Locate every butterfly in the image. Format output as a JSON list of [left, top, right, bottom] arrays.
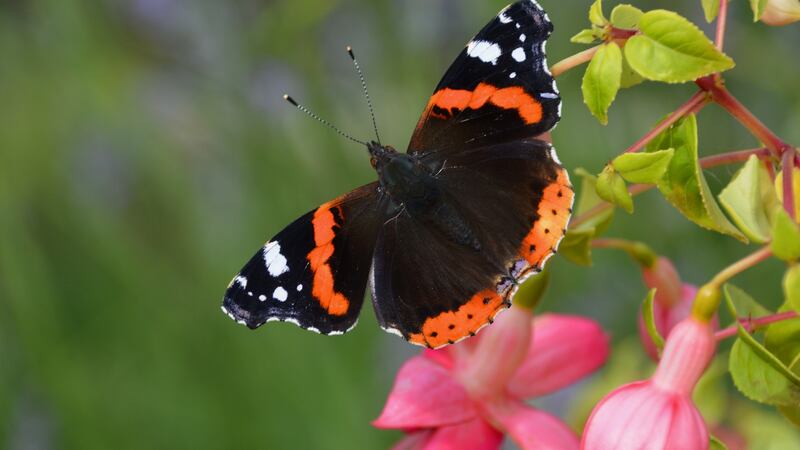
[[221, 0, 572, 349]]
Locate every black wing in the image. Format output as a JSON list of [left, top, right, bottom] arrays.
[[408, 0, 560, 153], [222, 183, 380, 335], [370, 141, 573, 348]]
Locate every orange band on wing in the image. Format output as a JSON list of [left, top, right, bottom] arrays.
[[307, 202, 349, 316], [408, 289, 509, 348], [519, 168, 574, 267], [426, 82, 543, 125]]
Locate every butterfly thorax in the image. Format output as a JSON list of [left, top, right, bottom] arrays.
[[369, 141, 481, 251]]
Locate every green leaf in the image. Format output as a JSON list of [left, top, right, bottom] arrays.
[[765, 303, 800, 367], [709, 435, 728, 450], [571, 28, 599, 44], [727, 293, 800, 406], [723, 284, 772, 321], [648, 115, 747, 241], [702, 0, 721, 22], [589, 0, 607, 26], [573, 168, 615, 234], [514, 264, 551, 310], [624, 10, 735, 83], [559, 228, 594, 266], [597, 164, 633, 213], [642, 288, 665, 353], [729, 333, 800, 406], [694, 357, 729, 426], [620, 54, 645, 88], [750, 0, 768, 21], [771, 208, 800, 262], [718, 155, 779, 244], [612, 149, 674, 184], [784, 265, 800, 312], [582, 43, 622, 125], [610, 4, 643, 29]]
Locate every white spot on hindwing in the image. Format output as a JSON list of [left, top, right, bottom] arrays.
[[273, 286, 288, 302], [467, 40, 502, 65], [296, 284, 303, 291], [258, 294, 267, 302], [509, 72, 517, 79], [512, 47, 526, 62], [519, 34, 526, 42], [263, 241, 289, 277]]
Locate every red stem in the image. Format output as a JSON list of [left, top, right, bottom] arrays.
[[715, 311, 799, 340], [696, 77, 791, 157], [783, 149, 796, 220], [699, 148, 771, 169], [624, 91, 709, 153], [716, 0, 728, 50]]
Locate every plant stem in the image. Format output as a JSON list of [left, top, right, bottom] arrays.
[[624, 91, 709, 153], [715, 311, 799, 340], [696, 77, 791, 157], [783, 149, 796, 220], [551, 46, 600, 78], [716, 0, 728, 50], [708, 246, 772, 289], [699, 147, 771, 169]]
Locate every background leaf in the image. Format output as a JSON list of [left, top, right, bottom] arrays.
[[560, 229, 595, 266], [582, 42, 622, 125], [718, 155, 778, 244], [612, 148, 674, 184], [724, 284, 772, 320], [573, 168, 615, 234], [784, 265, 800, 312], [771, 209, 800, 262], [597, 164, 633, 213], [620, 54, 645, 88], [729, 332, 800, 406], [702, 0, 721, 22], [648, 115, 747, 241], [609, 4, 643, 29], [624, 10, 734, 83]]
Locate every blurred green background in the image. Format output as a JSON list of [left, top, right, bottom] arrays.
[[1, 0, 799, 448]]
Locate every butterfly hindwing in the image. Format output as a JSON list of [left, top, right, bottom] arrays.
[[408, 0, 560, 153], [371, 140, 573, 348], [222, 183, 380, 335]]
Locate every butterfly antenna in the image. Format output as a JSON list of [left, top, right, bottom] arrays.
[[346, 46, 381, 144], [283, 94, 368, 146]]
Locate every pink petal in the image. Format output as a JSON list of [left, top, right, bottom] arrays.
[[508, 315, 609, 398], [423, 417, 503, 450], [374, 355, 477, 429], [485, 397, 579, 450], [455, 306, 533, 399], [424, 348, 454, 370], [390, 430, 433, 450]]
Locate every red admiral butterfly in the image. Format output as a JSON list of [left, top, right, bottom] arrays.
[[222, 0, 572, 348]]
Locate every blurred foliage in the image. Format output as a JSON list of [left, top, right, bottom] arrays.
[[0, 0, 799, 449]]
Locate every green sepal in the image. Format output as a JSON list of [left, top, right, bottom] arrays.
[[597, 164, 633, 213], [609, 4, 643, 29], [642, 288, 665, 354]]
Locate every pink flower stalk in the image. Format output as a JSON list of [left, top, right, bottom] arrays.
[[374, 308, 610, 450], [638, 257, 716, 360], [582, 317, 716, 450]]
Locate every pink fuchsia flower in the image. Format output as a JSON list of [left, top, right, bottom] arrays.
[[582, 316, 716, 450], [374, 308, 610, 450], [638, 257, 716, 360]]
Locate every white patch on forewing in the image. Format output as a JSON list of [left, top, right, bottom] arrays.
[[258, 294, 267, 302], [296, 284, 303, 291], [467, 40, 502, 65], [247, 291, 253, 297], [509, 72, 517, 79], [498, 11, 512, 23], [231, 275, 248, 288], [512, 47, 526, 62], [515, 23, 521, 29], [273, 286, 288, 302], [541, 92, 559, 99], [263, 241, 289, 277], [548, 146, 563, 165], [519, 34, 526, 42]]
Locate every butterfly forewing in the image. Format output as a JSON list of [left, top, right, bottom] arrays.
[[408, 0, 560, 153]]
